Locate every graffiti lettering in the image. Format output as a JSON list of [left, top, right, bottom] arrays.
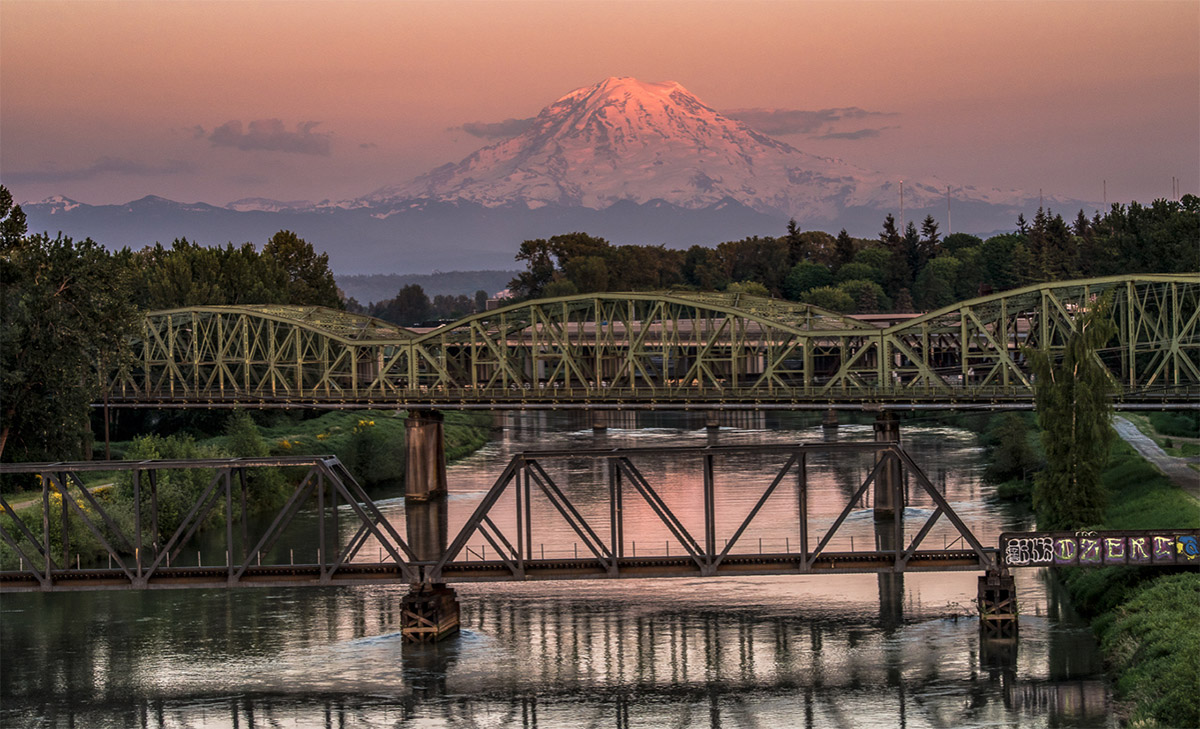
[[1178, 535, 1199, 561], [1104, 537, 1126, 564], [1001, 530, 1200, 568], [1129, 536, 1151, 564], [1153, 535, 1175, 563], [1054, 537, 1077, 564]]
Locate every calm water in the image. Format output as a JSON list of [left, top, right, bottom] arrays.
[[0, 412, 1114, 728]]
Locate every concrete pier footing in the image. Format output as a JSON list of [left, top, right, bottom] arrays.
[[822, 408, 839, 430], [401, 410, 460, 643]]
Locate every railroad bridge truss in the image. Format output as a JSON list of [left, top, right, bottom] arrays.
[[105, 274, 1200, 410], [0, 442, 990, 594]]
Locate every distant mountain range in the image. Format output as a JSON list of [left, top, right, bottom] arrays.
[[19, 77, 1091, 274]]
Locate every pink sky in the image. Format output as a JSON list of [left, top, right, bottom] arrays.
[[2, 0, 1196, 207]]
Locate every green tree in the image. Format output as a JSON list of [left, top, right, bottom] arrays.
[[263, 230, 341, 307], [837, 279, 891, 313], [0, 186, 27, 251], [913, 256, 962, 310], [835, 262, 882, 285], [725, 280, 770, 297], [510, 238, 556, 298], [1, 229, 137, 462], [833, 228, 857, 268], [783, 261, 833, 299], [683, 245, 727, 290], [1027, 296, 1116, 529], [799, 286, 855, 312]]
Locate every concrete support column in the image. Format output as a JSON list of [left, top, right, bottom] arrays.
[[873, 412, 901, 519], [401, 410, 459, 642], [705, 411, 720, 430], [822, 408, 839, 430], [405, 410, 448, 565], [591, 410, 608, 432]]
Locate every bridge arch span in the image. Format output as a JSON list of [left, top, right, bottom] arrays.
[[107, 275, 1199, 409]]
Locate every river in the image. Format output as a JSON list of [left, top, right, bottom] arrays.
[[0, 412, 1114, 728]]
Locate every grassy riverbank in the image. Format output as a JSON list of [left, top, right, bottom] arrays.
[[1055, 438, 1199, 728], [983, 411, 1199, 728], [0, 409, 494, 570]]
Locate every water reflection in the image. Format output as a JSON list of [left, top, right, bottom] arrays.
[[0, 413, 1115, 728]]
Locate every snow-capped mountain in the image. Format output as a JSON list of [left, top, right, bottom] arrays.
[[357, 76, 1043, 221], [20, 77, 1093, 273]]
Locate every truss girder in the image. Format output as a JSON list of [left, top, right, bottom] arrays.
[[106, 276, 1200, 407]]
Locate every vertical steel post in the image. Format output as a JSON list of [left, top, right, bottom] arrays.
[[42, 473, 51, 582], [798, 452, 808, 569], [524, 463, 533, 561], [516, 457, 526, 564], [149, 470, 159, 557], [224, 469, 234, 580], [703, 453, 715, 567], [60, 473, 70, 568], [239, 468, 249, 562], [134, 470, 142, 580], [316, 470, 326, 575]]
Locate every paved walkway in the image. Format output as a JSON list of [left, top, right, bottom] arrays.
[[1112, 416, 1200, 500]]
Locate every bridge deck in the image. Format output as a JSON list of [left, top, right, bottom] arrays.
[[0, 550, 990, 592]]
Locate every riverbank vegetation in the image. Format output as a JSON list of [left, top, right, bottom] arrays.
[[987, 411, 1199, 727], [0, 408, 492, 571]]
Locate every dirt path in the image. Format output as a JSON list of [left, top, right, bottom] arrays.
[[1113, 416, 1200, 500]]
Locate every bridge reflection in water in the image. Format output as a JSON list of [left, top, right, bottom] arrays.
[[2, 583, 1110, 728]]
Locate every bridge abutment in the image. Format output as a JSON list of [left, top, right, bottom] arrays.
[[873, 413, 901, 519], [401, 410, 460, 643]]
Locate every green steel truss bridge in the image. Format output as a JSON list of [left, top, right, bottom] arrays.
[[106, 274, 1200, 411]]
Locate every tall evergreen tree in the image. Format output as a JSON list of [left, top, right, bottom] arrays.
[[1027, 296, 1116, 529]]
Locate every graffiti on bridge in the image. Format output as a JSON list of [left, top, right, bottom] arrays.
[[1000, 530, 1200, 567]]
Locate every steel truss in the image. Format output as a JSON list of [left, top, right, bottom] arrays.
[[0, 456, 417, 592], [104, 275, 1200, 410], [0, 443, 996, 593], [431, 441, 996, 583]]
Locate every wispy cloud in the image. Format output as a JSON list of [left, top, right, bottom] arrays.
[[811, 126, 897, 140], [452, 117, 536, 139], [723, 107, 897, 138], [4, 157, 195, 184], [204, 119, 331, 155]]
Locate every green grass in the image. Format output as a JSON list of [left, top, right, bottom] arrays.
[[1054, 438, 1200, 727]]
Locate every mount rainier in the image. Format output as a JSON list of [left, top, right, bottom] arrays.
[[22, 77, 1079, 273]]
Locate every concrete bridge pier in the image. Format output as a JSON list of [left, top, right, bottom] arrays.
[[822, 408, 839, 431], [400, 410, 460, 643], [873, 413, 902, 519], [591, 410, 608, 432]]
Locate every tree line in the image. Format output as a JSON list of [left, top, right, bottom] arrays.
[[0, 186, 340, 464], [506, 197, 1199, 313]]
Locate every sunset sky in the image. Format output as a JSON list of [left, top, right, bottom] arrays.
[[2, 0, 1196, 208]]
